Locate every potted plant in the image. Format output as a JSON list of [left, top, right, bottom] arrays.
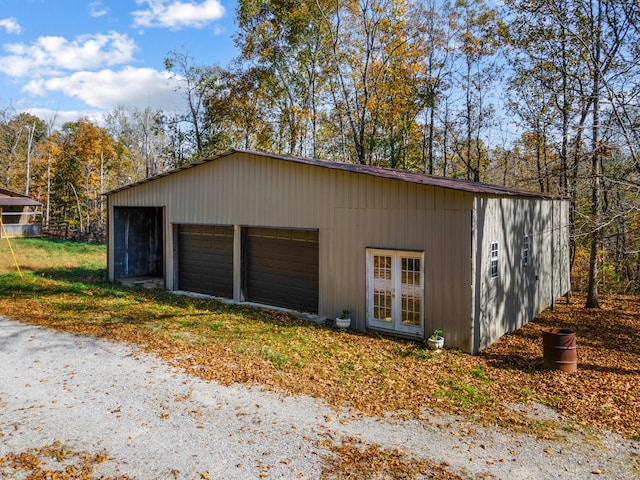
[[336, 309, 351, 329], [426, 328, 444, 350]]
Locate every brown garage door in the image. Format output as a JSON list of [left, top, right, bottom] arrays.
[[244, 228, 319, 313], [178, 225, 233, 297]]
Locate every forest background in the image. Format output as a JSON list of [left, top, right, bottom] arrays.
[[1, 0, 639, 307]]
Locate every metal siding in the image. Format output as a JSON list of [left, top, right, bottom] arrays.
[[383, 178, 396, 210], [349, 169, 358, 209], [107, 196, 113, 280], [371, 176, 382, 210], [422, 207, 473, 351], [559, 200, 571, 295], [473, 196, 571, 352], [108, 152, 477, 350], [358, 173, 367, 208]]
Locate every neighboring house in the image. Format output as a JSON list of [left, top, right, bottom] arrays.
[[105, 149, 570, 354], [0, 188, 42, 238]]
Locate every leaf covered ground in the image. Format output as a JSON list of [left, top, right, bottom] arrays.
[[0, 441, 126, 480], [0, 239, 639, 446]]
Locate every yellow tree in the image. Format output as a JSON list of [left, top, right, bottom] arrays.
[[236, 0, 326, 156], [33, 129, 63, 226], [315, 0, 427, 164], [51, 119, 116, 235], [0, 112, 45, 194], [451, 0, 500, 182], [373, 2, 430, 169]]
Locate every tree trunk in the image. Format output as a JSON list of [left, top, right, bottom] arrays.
[[585, 0, 602, 309]]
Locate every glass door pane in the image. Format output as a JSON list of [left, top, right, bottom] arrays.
[[372, 255, 393, 323], [401, 257, 421, 327], [367, 249, 424, 337]]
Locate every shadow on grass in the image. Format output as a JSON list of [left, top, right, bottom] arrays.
[[482, 348, 640, 376], [480, 351, 545, 374], [0, 267, 315, 330], [480, 305, 640, 376], [0, 267, 115, 296], [40, 266, 107, 283]]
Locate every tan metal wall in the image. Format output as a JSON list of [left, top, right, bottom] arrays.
[[108, 152, 476, 350], [472, 196, 570, 352]]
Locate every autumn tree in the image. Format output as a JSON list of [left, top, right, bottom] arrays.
[[449, 0, 500, 182], [0, 111, 46, 194], [165, 50, 222, 161], [236, 0, 326, 156], [414, 0, 455, 175], [504, 0, 640, 301], [105, 106, 172, 181], [36, 127, 63, 226], [222, 65, 274, 152], [50, 119, 116, 234]]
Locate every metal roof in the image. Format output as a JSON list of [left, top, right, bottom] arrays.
[[105, 149, 561, 199], [0, 188, 42, 206], [0, 197, 42, 206]]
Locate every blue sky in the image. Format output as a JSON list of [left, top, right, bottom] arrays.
[[0, 0, 239, 126]]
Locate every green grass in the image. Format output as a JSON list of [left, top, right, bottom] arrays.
[[0, 239, 497, 418], [261, 347, 290, 368], [0, 237, 346, 373], [433, 376, 492, 408], [3, 238, 638, 441]]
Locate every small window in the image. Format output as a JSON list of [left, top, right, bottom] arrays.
[[490, 242, 499, 278], [523, 235, 530, 266]]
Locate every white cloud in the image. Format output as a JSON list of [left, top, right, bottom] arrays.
[[89, 1, 109, 17], [0, 32, 136, 77], [26, 108, 105, 129], [23, 67, 184, 112], [132, 0, 225, 30], [0, 17, 22, 34]]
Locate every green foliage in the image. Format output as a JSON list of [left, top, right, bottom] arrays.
[[407, 348, 438, 360], [520, 388, 535, 399], [261, 347, 289, 368], [526, 419, 562, 438], [434, 376, 491, 408], [430, 328, 443, 340]]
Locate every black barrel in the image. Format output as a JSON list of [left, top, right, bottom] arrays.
[[542, 328, 577, 373]]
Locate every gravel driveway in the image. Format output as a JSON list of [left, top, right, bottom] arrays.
[[1, 316, 638, 479]]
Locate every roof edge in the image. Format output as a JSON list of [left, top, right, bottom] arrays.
[[0, 187, 42, 206], [104, 148, 567, 200]]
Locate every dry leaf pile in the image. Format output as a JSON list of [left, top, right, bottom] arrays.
[[321, 436, 464, 479], [0, 267, 638, 442], [0, 441, 125, 480], [479, 293, 640, 439]]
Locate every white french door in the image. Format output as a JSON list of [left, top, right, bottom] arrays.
[[366, 249, 424, 336]]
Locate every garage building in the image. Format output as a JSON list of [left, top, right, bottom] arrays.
[[105, 149, 570, 353]]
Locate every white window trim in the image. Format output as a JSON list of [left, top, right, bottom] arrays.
[[523, 234, 530, 267], [490, 242, 499, 278], [366, 248, 424, 337]]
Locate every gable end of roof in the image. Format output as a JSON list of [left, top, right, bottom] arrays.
[[104, 149, 564, 200]]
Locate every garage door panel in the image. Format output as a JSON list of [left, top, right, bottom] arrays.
[[178, 225, 233, 298], [245, 228, 319, 313]]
